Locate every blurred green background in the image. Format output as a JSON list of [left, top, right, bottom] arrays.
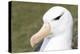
[[11, 1, 78, 53]]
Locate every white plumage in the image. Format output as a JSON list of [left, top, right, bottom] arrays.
[[39, 6, 73, 51]]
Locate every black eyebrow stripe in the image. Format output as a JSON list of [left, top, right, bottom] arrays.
[[53, 12, 64, 20]]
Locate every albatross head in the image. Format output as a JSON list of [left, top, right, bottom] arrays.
[[43, 6, 73, 36], [30, 6, 73, 47]]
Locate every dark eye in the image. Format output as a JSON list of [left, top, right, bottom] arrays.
[[54, 15, 62, 20], [53, 13, 64, 20]]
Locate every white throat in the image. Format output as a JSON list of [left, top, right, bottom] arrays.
[[40, 29, 72, 51]]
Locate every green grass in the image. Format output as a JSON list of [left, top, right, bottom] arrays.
[[11, 1, 78, 52]]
